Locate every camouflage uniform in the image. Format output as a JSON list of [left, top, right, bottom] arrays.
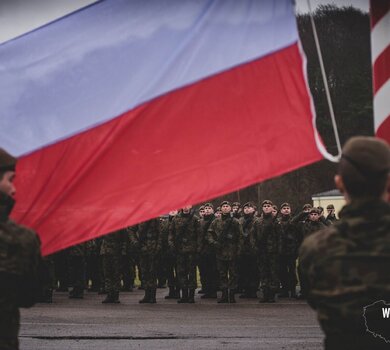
[[325, 213, 338, 224], [156, 217, 168, 288], [198, 214, 218, 298], [38, 254, 56, 303], [238, 214, 258, 298], [129, 219, 161, 303], [0, 191, 42, 350], [299, 199, 390, 349], [208, 213, 241, 302], [169, 211, 200, 303], [254, 213, 281, 302], [100, 230, 127, 302], [160, 216, 179, 299], [121, 234, 135, 292], [291, 211, 326, 299], [85, 239, 101, 292], [53, 249, 69, 291], [279, 214, 299, 297], [67, 242, 86, 298]]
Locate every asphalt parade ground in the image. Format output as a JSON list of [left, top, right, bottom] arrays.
[[20, 289, 323, 350]]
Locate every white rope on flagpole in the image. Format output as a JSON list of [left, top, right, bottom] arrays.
[[306, 0, 342, 162]]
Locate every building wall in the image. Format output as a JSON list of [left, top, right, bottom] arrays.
[[312, 196, 346, 218]]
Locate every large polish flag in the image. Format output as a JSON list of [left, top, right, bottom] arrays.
[[371, 0, 390, 141], [0, 0, 324, 255]]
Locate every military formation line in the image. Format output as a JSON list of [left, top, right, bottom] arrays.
[[40, 200, 338, 305]]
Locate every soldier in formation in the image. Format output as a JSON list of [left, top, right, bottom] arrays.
[[198, 203, 217, 299], [129, 218, 161, 304], [162, 210, 179, 299], [100, 230, 127, 303], [46, 199, 340, 305], [237, 202, 258, 298], [254, 200, 281, 302], [208, 201, 241, 303], [278, 203, 298, 298], [68, 242, 86, 299], [169, 205, 200, 303]]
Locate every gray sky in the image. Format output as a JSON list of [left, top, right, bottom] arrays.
[[0, 0, 369, 44], [295, 0, 368, 13]]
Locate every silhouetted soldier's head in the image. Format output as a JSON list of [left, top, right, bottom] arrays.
[[335, 136, 390, 201]]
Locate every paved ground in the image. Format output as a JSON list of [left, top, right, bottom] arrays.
[[20, 289, 324, 350]]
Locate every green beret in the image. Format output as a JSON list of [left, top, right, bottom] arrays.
[[341, 136, 390, 178], [232, 202, 241, 207], [203, 202, 214, 209], [243, 201, 255, 208], [281, 202, 290, 209], [262, 200, 273, 206], [0, 148, 17, 172], [310, 208, 321, 214], [220, 201, 231, 207], [326, 204, 335, 209], [302, 203, 312, 210]]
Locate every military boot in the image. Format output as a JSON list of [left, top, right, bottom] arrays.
[[229, 289, 236, 303], [164, 287, 176, 299], [139, 289, 151, 303], [149, 289, 157, 303], [247, 289, 258, 299], [278, 288, 289, 298], [239, 290, 251, 299], [259, 288, 270, 303], [112, 291, 120, 303], [40, 289, 53, 303], [188, 289, 195, 303], [268, 291, 276, 303], [102, 291, 120, 304], [173, 287, 181, 299], [177, 289, 189, 303], [201, 290, 217, 299], [69, 287, 84, 299], [218, 289, 228, 303]]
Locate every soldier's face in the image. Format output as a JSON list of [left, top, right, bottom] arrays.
[[243, 206, 254, 215], [281, 206, 291, 215], [215, 211, 221, 218], [0, 171, 16, 197], [327, 209, 334, 215], [262, 204, 273, 214], [199, 209, 205, 217], [303, 208, 311, 213], [272, 209, 278, 217], [232, 206, 239, 213], [204, 206, 214, 216], [309, 213, 319, 221], [221, 204, 231, 214]]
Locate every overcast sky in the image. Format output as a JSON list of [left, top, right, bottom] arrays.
[[0, 0, 369, 44]]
